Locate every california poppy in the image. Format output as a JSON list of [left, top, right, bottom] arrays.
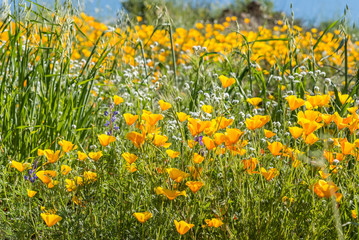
[[186, 181, 204, 193], [158, 100, 172, 111], [123, 113, 139, 126], [58, 140, 76, 153], [133, 212, 152, 223], [122, 152, 138, 164], [98, 134, 116, 147], [88, 151, 103, 161], [174, 220, 194, 235], [114, 95, 124, 105], [219, 75, 235, 88], [41, 213, 62, 227], [166, 149, 180, 158]]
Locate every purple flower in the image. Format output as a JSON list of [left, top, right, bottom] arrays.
[[105, 121, 110, 127], [113, 111, 119, 116], [104, 111, 109, 116], [194, 135, 204, 145], [107, 130, 112, 135], [111, 116, 116, 122]]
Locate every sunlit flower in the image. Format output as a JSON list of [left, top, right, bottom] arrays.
[[288, 127, 304, 139], [61, 165, 72, 175], [193, 153, 204, 164], [260, 167, 279, 181], [37, 149, 45, 156], [122, 152, 138, 164], [219, 75, 235, 88], [27, 189, 37, 198], [245, 115, 270, 130], [98, 134, 116, 147], [126, 163, 138, 173], [205, 218, 223, 228], [337, 93, 353, 105], [166, 168, 190, 182], [126, 131, 146, 148], [88, 151, 103, 161], [246, 97, 262, 107], [133, 212, 152, 223], [174, 220, 194, 235], [201, 105, 213, 113], [58, 140, 76, 153], [77, 151, 88, 161], [84, 171, 97, 183], [153, 134, 171, 148], [224, 128, 244, 146], [303, 133, 319, 145], [187, 118, 211, 136], [202, 136, 216, 150], [264, 129, 276, 138], [285, 95, 305, 111], [10, 161, 30, 172], [44, 149, 61, 163], [41, 213, 62, 227], [36, 170, 57, 185], [352, 210, 358, 219], [114, 95, 124, 105], [242, 158, 258, 174], [155, 187, 187, 200], [158, 100, 172, 111], [166, 149, 180, 158], [313, 180, 342, 202], [186, 181, 204, 193], [341, 141, 355, 155], [65, 179, 77, 192], [267, 142, 283, 156], [177, 112, 190, 122], [123, 113, 139, 126]]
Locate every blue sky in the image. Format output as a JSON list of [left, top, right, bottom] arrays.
[[82, 0, 359, 26], [3, 0, 359, 26]]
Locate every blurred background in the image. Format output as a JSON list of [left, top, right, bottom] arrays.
[[1, 0, 359, 28]]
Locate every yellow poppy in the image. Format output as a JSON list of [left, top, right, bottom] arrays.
[[193, 153, 204, 164], [27, 189, 37, 198], [61, 165, 72, 175], [123, 113, 139, 126], [77, 151, 88, 161], [10, 161, 30, 172], [166, 168, 190, 182], [218, 75, 235, 88], [114, 95, 124, 105], [133, 212, 152, 223], [158, 100, 172, 111], [201, 105, 213, 113], [44, 150, 61, 163], [155, 187, 187, 200], [122, 152, 138, 164], [260, 167, 279, 181], [205, 218, 223, 228], [166, 149, 180, 159], [98, 134, 116, 147], [88, 151, 103, 161], [186, 181, 204, 193], [176, 112, 190, 122], [40, 213, 62, 227], [58, 140, 76, 153], [174, 220, 194, 235]]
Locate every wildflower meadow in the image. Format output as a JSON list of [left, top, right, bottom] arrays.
[[1, 0, 359, 239]]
